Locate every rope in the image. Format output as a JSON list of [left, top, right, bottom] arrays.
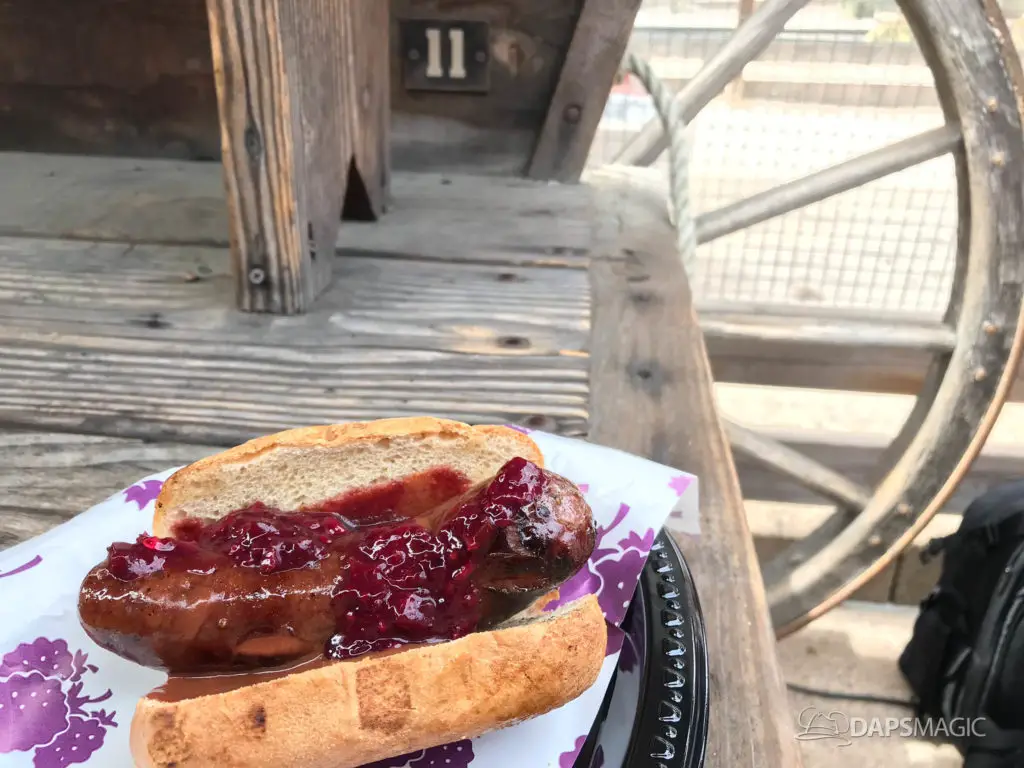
[[622, 53, 697, 274]]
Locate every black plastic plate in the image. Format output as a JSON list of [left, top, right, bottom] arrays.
[[575, 530, 710, 768]]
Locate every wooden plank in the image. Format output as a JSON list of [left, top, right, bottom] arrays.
[[0, 156, 603, 267], [0, 0, 221, 159], [207, 0, 387, 314], [527, 0, 643, 182], [0, 236, 590, 354], [0, 431, 213, 549], [0, 235, 589, 445], [587, 165, 800, 767]]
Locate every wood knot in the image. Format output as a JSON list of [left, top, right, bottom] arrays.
[[524, 414, 556, 430], [244, 125, 263, 160], [629, 361, 665, 395], [496, 272, 521, 283], [497, 335, 530, 349], [131, 312, 170, 330]]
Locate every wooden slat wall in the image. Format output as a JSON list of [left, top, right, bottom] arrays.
[[0, 0, 585, 176]]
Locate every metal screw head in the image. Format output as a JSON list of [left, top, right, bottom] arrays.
[[974, 367, 988, 382], [984, 321, 999, 335], [868, 534, 883, 548], [987, 97, 1000, 113], [408, 49, 420, 61], [475, 50, 487, 63], [248, 267, 267, 286], [991, 150, 1007, 167], [897, 502, 913, 517], [564, 104, 582, 124]]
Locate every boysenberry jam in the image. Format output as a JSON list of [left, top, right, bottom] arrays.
[[326, 457, 548, 659], [97, 459, 553, 661], [105, 535, 220, 581], [185, 503, 351, 574]]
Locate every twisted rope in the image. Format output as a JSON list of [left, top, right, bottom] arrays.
[[622, 53, 697, 273]]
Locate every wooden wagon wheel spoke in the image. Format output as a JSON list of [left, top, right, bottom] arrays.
[[724, 420, 871, 510], [696, 124, 962, 245], [619, 0, 1024, 637], [613, 0, 813, 166]]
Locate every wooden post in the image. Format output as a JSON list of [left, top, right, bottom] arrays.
[[728, 0, 756, 104], [527, 0, 644, 182], [206, 0, 389, 314]]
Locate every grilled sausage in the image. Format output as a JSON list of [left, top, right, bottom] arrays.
[[78, 461, 594, 673]]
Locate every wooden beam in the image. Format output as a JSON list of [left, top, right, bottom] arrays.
[[587, 165, 801, 768], [206, 0, 387, 314], [734, 427, 1024, 512], [527, 0, 643, 182], [346, 0, 390, 218]]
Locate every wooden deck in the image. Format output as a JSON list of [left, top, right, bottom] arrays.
[[0, 151, 799, 767]]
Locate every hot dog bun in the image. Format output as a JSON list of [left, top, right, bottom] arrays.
[[154, 417, 543, 536], [130, 418, 606, 767], [131, 596, 606, 768]]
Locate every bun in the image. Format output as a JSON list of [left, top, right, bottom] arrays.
[[131, 596, 606, 768], [154, 417, 542, 536], [126, 418, 604, 767]]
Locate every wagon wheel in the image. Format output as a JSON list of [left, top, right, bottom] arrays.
[[614, 0, 1024, 638]]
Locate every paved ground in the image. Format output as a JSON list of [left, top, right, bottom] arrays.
[[780, 601, 962, 767]]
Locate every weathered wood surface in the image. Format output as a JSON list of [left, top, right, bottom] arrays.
[[6, 152, 1022, 398], [0, 0, 221, 160], [587, 166, 800, 768], [206, 0, 387, 314], [0, 432, 212, 549], [0, 235, 589, 443], [0, 0, 583, 176], [527, 0, 643, 182], [0, 157, 797, 765]]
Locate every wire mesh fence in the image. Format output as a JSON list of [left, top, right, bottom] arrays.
[[588, 0, 1024, 317]]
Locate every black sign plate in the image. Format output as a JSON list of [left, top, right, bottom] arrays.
[[400, 19, 491, 93]]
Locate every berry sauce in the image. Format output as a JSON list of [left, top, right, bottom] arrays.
[[99, 459, 549, 660]]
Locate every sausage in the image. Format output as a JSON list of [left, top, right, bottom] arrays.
[[78, 460, 595, 673]]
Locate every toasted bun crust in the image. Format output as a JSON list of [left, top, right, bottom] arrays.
[[154, 418, 542, 536], [131, 596, 606, 768]]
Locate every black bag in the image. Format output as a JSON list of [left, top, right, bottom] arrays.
[[899, 479, 1024, 766]]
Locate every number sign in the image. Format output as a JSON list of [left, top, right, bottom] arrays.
[[400, 20, 490, 93]]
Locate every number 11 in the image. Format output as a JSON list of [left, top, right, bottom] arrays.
[[425, 27, 467, 80]]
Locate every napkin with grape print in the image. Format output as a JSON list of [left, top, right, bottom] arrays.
[[0, 429, 697, 768]]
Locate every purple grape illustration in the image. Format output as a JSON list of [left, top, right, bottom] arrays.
[[545, 498, 655, 625], [362, 740, 474, 768], [123, 479, 163, 510], [0, 673, 69, 752], [558, 735, 587, 768], [0, 638, 117, 767], [0, 638, 75, 680], [32, 715, 111, 768], [669, 474, 691, 497]]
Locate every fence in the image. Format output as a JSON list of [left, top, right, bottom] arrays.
[[588, 0, 1024, 317]]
